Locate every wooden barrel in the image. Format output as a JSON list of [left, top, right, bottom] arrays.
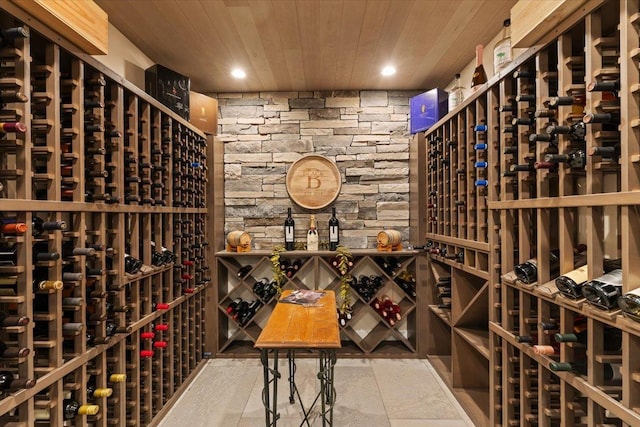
[[227, 231, 251, 249], [377, 230, 402, 247]]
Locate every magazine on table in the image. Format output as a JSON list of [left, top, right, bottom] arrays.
[[278, 289, 326, 306]]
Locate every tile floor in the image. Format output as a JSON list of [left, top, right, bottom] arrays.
[[157, 358, 475, 427]]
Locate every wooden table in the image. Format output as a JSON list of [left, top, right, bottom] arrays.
[[255, 290, 341, 427]]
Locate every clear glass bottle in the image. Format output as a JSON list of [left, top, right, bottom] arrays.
[[448, 73, 465, 112], [493, 18, 512, 74]]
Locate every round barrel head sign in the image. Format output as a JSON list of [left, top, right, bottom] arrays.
[[286, 155, 341, 210]]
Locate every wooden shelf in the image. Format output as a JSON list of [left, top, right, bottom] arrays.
[[415, 2, 640, 426], [455, 328, 490, 360], [215, 251, 421, 358], [0, 7, 212, 427]]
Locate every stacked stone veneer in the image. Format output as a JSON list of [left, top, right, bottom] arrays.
[[212, 90, 420, 250]]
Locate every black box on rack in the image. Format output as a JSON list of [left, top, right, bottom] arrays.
[[145, 64, 190, 120]]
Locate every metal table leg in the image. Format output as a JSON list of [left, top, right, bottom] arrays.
[[288, 349, 296, 404], [318, 349, 337, 426], [263, 348, 337, 427], [261, 348, 281, 426]]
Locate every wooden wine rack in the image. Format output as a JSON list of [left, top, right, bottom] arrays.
[[0, 5, 211, 427], [214, 250, 424, 358], [414, 1, 640, 426]]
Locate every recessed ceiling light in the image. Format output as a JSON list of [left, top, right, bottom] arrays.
[[231, 69, 246, 79], [381, 66, 396, 76]]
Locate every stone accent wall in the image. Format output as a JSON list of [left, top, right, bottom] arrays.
[[212, 90, 419, 250]]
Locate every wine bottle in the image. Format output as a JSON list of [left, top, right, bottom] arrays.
[[529, 133, 554, 143], [546, 122, 586, 141], [0, 91, 27, 104], [515, 335, 535, 344], [284, 207, 295, 251], [587, 79, 619, 93], [554, 332, 585, 344], [544, 149, 587, 170], [0, 221, 27, 235], [513, 69, 533, 79], [226, 297, 243, 315], [448, 73, 465, 112], [582, 269, 623, 310], [515, 94, 535, 103], [0, 122, 26, 134], [286, 259, 301, 278], [493, 19, 512, 74], [32, 217, 67, 236], [329, 207, 339, 251], [0, 341, 29, 358], [556, 265, 589, 299], [123, 254, 143, 274], [62, 241, 96, 258], [471, 44, 487, 90], [306, 215, 318, 251], [444, 251, 464, 263], [532, 344, 558, 355], [0, 370, 35, 393], [237, 265, 252, 278], [548, 94, 585, 111], [238, 300, 262, 326], [618, 287, 640, 320], [515, 251, 558, 284], [512, 115, 534, 127], [153, 302, 169, 311], [86, 381, 113, 399], [534, 109, 556, 119], [62, 398, 100, 419], [588, 144, 620, 159], [549, 361, 587, 375], [583, 112, 618, 125], [0, 312, 28, 326], [33, 278, 63, 292]]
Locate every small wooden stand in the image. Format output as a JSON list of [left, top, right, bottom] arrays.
[[376, 242, 403, 252], [226, 242, 251, 253]]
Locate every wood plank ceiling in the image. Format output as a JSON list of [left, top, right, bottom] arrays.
[[96, 0, 517, 93]]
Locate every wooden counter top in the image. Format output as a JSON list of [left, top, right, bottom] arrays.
[[255, 290, 341, 349]]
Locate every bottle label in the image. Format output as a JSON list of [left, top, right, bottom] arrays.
[[559, 265, 589, 285], [625, 287, 640, 297], [329, 225, 338, 242], [34, 408, 50, 420], [608, 363, 622, 382], [307, 234, 318, 251], [494, 39, 512, 71], [595, 269, 623, 286], [285, 226, 294, 242]]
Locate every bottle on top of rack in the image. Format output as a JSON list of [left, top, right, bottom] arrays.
[[618, 287, 640, 321], [306, 215, 318, 251], [448, 73, 465, 112], [284, 207, 295, 251], [493, 18, 512, 74], [582, 269, 623, 310], [328, 207, 340, 251], [515, 245, 586, 284], [556, 264, 589, 299], [470, 44, 487, 91]]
